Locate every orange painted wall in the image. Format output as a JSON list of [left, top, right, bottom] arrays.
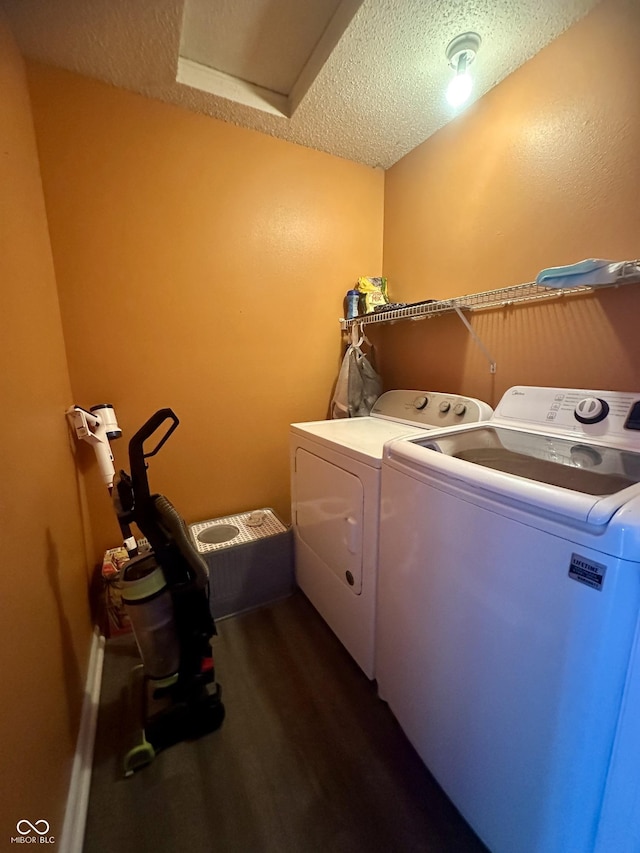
[[0, 16, 93, 841], [378, 0, 640, 408], [1, 0, 637, 832], [25, 65, 384, 558]]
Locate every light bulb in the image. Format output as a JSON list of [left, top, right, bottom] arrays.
[[444, 38, 480, 109], [446, 70, 472, 107]]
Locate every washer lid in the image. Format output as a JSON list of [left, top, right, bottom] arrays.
[[387, 424, 640, 525], [425, 427, 640, 495]]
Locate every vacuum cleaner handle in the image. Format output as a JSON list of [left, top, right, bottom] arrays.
[[133, 408, 179, 458], [129, 409, 179, 502]]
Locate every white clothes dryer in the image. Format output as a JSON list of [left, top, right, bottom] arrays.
[[376, 386, 640, 853], [290, 390, 493, 678]]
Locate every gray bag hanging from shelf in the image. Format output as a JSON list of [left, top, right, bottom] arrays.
[[331, 329, 382, 419]]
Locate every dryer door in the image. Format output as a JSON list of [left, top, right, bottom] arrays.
[[294, 447, 364, 593]]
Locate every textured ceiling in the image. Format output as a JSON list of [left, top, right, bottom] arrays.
[[1, 0, 600, 168]]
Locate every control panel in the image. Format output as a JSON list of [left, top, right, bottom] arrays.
[[371, 389, 493, 428], [494, 386, 640, 445]]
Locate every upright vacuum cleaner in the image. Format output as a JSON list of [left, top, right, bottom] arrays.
[[67, 405, 225, 774]]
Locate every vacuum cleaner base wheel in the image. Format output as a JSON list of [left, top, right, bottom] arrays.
[[123, 667, 225, 776]]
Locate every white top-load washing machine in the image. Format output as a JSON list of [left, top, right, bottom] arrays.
[[376, 386, 640, 853], [290, 390, 493, 678]]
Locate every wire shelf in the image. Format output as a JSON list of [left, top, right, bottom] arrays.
[[340, 260, 640, 330]]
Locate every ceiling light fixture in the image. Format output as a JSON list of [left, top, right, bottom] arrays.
[[445, 32, 481, 108]]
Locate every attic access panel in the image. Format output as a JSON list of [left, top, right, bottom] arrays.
[[178, 0, 363, 117]]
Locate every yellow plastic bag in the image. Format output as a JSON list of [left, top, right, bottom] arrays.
[[356, 276, 389, 313]]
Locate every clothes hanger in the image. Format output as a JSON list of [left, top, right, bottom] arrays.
[[350, 322, 364, 348]]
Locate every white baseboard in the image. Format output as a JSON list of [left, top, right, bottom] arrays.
[[59, 626, 105, 853]]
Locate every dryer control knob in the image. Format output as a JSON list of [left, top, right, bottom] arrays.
[[574, 397, 609, 424], [453, 403, 467, 416], [439, 401, 451, 413], [413, 395, 429, 410]]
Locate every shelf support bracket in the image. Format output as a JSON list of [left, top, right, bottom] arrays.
[[452, 306, 496, 374]]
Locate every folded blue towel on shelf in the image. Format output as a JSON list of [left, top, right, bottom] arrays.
[[535, 259, 622, 289]]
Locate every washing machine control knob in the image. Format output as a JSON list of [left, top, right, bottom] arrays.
[[453, 403, 467, 416], [439, 401, 451, 413], [413, 395, 429, 410], [574, 397, 609, 424]]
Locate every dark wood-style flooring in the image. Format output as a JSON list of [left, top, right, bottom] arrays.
[[84, 592, 488, 853]]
